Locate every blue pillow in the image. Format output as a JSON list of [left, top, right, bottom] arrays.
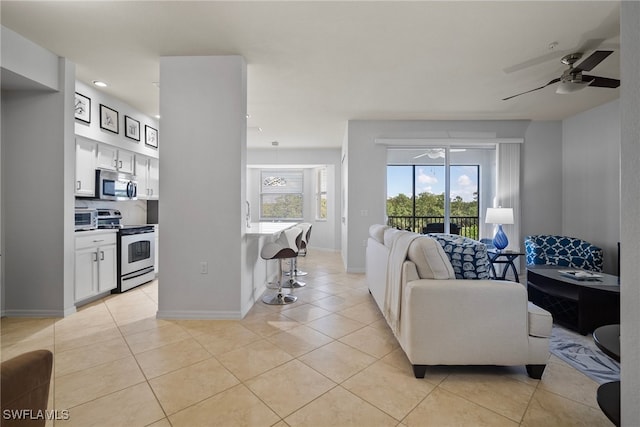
[[427, 234, 491, 279]]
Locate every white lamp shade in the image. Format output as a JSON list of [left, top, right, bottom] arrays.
[[485, 207, 514, 225]]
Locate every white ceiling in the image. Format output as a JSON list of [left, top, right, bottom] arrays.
[[1, 1, 621, 149]]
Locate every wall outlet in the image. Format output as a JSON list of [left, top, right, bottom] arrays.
[[200, 261, 208, 274]]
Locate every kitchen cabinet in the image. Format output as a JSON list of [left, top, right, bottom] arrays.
[[97, 144, 135, 174], [75, 138, 97, 196], [135, 155, 159, 200], [75, 230, 117, 302]]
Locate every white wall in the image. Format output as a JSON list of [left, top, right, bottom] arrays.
[[1, 58, 77, 316], [246, 147, 342, 251], [521, 121, 563, 237], [158, 55, 247, 319], [620, 1, 640, 423], [562, 100, 620, 274], [1, 26, 59, 91]]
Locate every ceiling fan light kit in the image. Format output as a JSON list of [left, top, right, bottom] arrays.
[[503, 50, 619, 100]]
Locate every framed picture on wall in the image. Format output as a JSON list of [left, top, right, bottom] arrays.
[[99, 104, 119, 134], [145, 125, 158, 149], [124, 116, 140, 141], [74, 93, 91, 123]]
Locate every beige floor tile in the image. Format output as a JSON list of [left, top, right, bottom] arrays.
[[54, 336, 131, 377], [216, 339, 293, 381], [134, 337, 211, 379], [124, 322, 191, 354], [1, 340, 55, 362], [268, 324, 333, 357], [305, 312, 366, 339], [522, 388, 613, 426], [245, 359, 336, 418], [338, 301, 384, 324], [298, 341, 376, 383], [174, 319, 243, 337], [55, 355, 145, 409], [1, 318, 56, 346], [290, 288, 332, 304], [149, 357, 240, 415], [193, 323, 261, 356], [285, 385, 398, 427], [280, 303, 332, 323], [339, 325, 399, 358], [59, 382, 165, 427], [146, 418, 172, 427], [169, 384, 280, 427], [403, 387, 518, 427], [117, 317, 174, 336], [239, 311, 300, 337], [310, 294, 361, 312], [538, 358, 602, 409], [55, 324, 122, 353], [342, 360, 436, 421], [439, 369, 536, 422]]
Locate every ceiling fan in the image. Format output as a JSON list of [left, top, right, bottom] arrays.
[[502, 50, 620, 101]]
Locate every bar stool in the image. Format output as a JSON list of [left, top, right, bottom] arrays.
[[260, 226, 301, 305], [281, 227, 306, 289], [287, 223, 311, 277]]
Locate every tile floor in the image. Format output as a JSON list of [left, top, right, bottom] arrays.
[[1, 250, 613, 426]]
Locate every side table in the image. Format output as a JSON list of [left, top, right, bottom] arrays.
[[487, 249, 524, 282], [593, 324, 620, 427]]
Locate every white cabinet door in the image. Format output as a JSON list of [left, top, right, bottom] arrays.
[[75, 247, 97, 301], [98, 244, 117, 292], [134, 155, 150, 200], [118, 150, 135, 174], [75, 139, 97, 196], [148, 158, 159, 200], [97, 144, 118, 171]]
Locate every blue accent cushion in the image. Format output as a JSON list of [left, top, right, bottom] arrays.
[[427, 234, 491, 279], [524, 235, 603, 272]]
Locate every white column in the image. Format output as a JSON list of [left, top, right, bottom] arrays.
[[496, 143, 521, 252], [158, 56, 247, 319]]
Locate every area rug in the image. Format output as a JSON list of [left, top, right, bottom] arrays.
[[549, 325, 620, 384]]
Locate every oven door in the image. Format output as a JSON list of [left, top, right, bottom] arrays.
[[120, 232, 155, 276]]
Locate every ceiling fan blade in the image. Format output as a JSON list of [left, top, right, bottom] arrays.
[[573, 50, 613, 73], [502, 78, 560, 101], [582, 75, 620, 88]]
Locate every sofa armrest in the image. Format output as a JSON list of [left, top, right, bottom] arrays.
[[399, 279, 530, 365], [402, 260, 420, 284]]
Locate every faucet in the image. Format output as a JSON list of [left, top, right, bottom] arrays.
[[246, 201, 251, 228]]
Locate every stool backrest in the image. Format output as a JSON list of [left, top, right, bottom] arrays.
[[279, 226, 303, 251]]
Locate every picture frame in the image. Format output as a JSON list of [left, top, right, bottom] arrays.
[[124, 116, 140, 141], [145, 125, 158, 149], [74, 92, 91, 123], [99, 104, 119, 134]]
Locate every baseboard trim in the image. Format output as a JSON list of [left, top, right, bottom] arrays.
[[3, 308, 68, 318]]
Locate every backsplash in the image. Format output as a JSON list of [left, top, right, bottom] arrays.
[[75, 199, 148, 226]]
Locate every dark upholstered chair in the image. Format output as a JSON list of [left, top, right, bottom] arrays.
[[422, 223, 460, 235], [1, 349, 53, 427], [525, 235, 604, 272]]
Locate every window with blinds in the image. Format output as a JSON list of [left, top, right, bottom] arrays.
[[260, 170, 304, 220], [316, 167, 327, 220]]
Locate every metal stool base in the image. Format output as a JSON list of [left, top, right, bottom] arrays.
[[285, 270, 308, 277], [262, 292, 297, 305], [282, 279, 306, 288]]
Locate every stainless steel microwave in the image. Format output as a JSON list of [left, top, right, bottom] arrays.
[[95, 169, 137, 201]]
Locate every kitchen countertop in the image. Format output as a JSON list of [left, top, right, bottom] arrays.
[[74, 228, 118, 235], [245, 222, 298, 236]]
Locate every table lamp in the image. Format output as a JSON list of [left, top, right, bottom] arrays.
[[485, 207, 514, 250]]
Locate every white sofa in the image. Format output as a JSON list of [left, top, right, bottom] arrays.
[[366, 225, 552, 379]]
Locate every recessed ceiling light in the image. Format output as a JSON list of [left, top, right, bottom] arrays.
[[152, 81, 160, 88], [246, 114, 251, 119], [92, 80, 108, 87], [154, 115, 161, 119]]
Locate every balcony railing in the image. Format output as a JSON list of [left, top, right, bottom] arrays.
[[387, 216, 480, 240]]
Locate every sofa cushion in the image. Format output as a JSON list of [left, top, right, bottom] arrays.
[[407, 237, 455, 279], [428, 234, 491, 279], [369, 224, 390, 244], [383, 227, 405, 248], [527, 302, 553, 338]]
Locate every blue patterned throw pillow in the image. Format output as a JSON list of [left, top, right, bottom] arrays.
[[427, 234, 491, 279]]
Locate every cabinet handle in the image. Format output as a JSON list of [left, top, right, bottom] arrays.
[[93, 239, 104, 243], [119, 160, 123, 169], [113, 159, 118, 168], [92, 252, 98, 262], [100, 251, 105, 261], [76, 180, 81, 190]]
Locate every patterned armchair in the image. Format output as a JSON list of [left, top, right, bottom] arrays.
[[524, 235, 603, 272]]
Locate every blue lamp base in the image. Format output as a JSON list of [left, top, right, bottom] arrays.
[[492, 224, 509, 250]]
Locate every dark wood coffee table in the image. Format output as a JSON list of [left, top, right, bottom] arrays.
[[526, 265, 620, 335]]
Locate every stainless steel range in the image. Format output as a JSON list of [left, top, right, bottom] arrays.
[[95, 209, 156, 293]]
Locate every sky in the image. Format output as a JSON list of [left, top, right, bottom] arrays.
[[387, 165, 478, 202]]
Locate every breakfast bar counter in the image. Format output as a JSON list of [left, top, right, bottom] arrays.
[[245, 222, 298, 236]]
